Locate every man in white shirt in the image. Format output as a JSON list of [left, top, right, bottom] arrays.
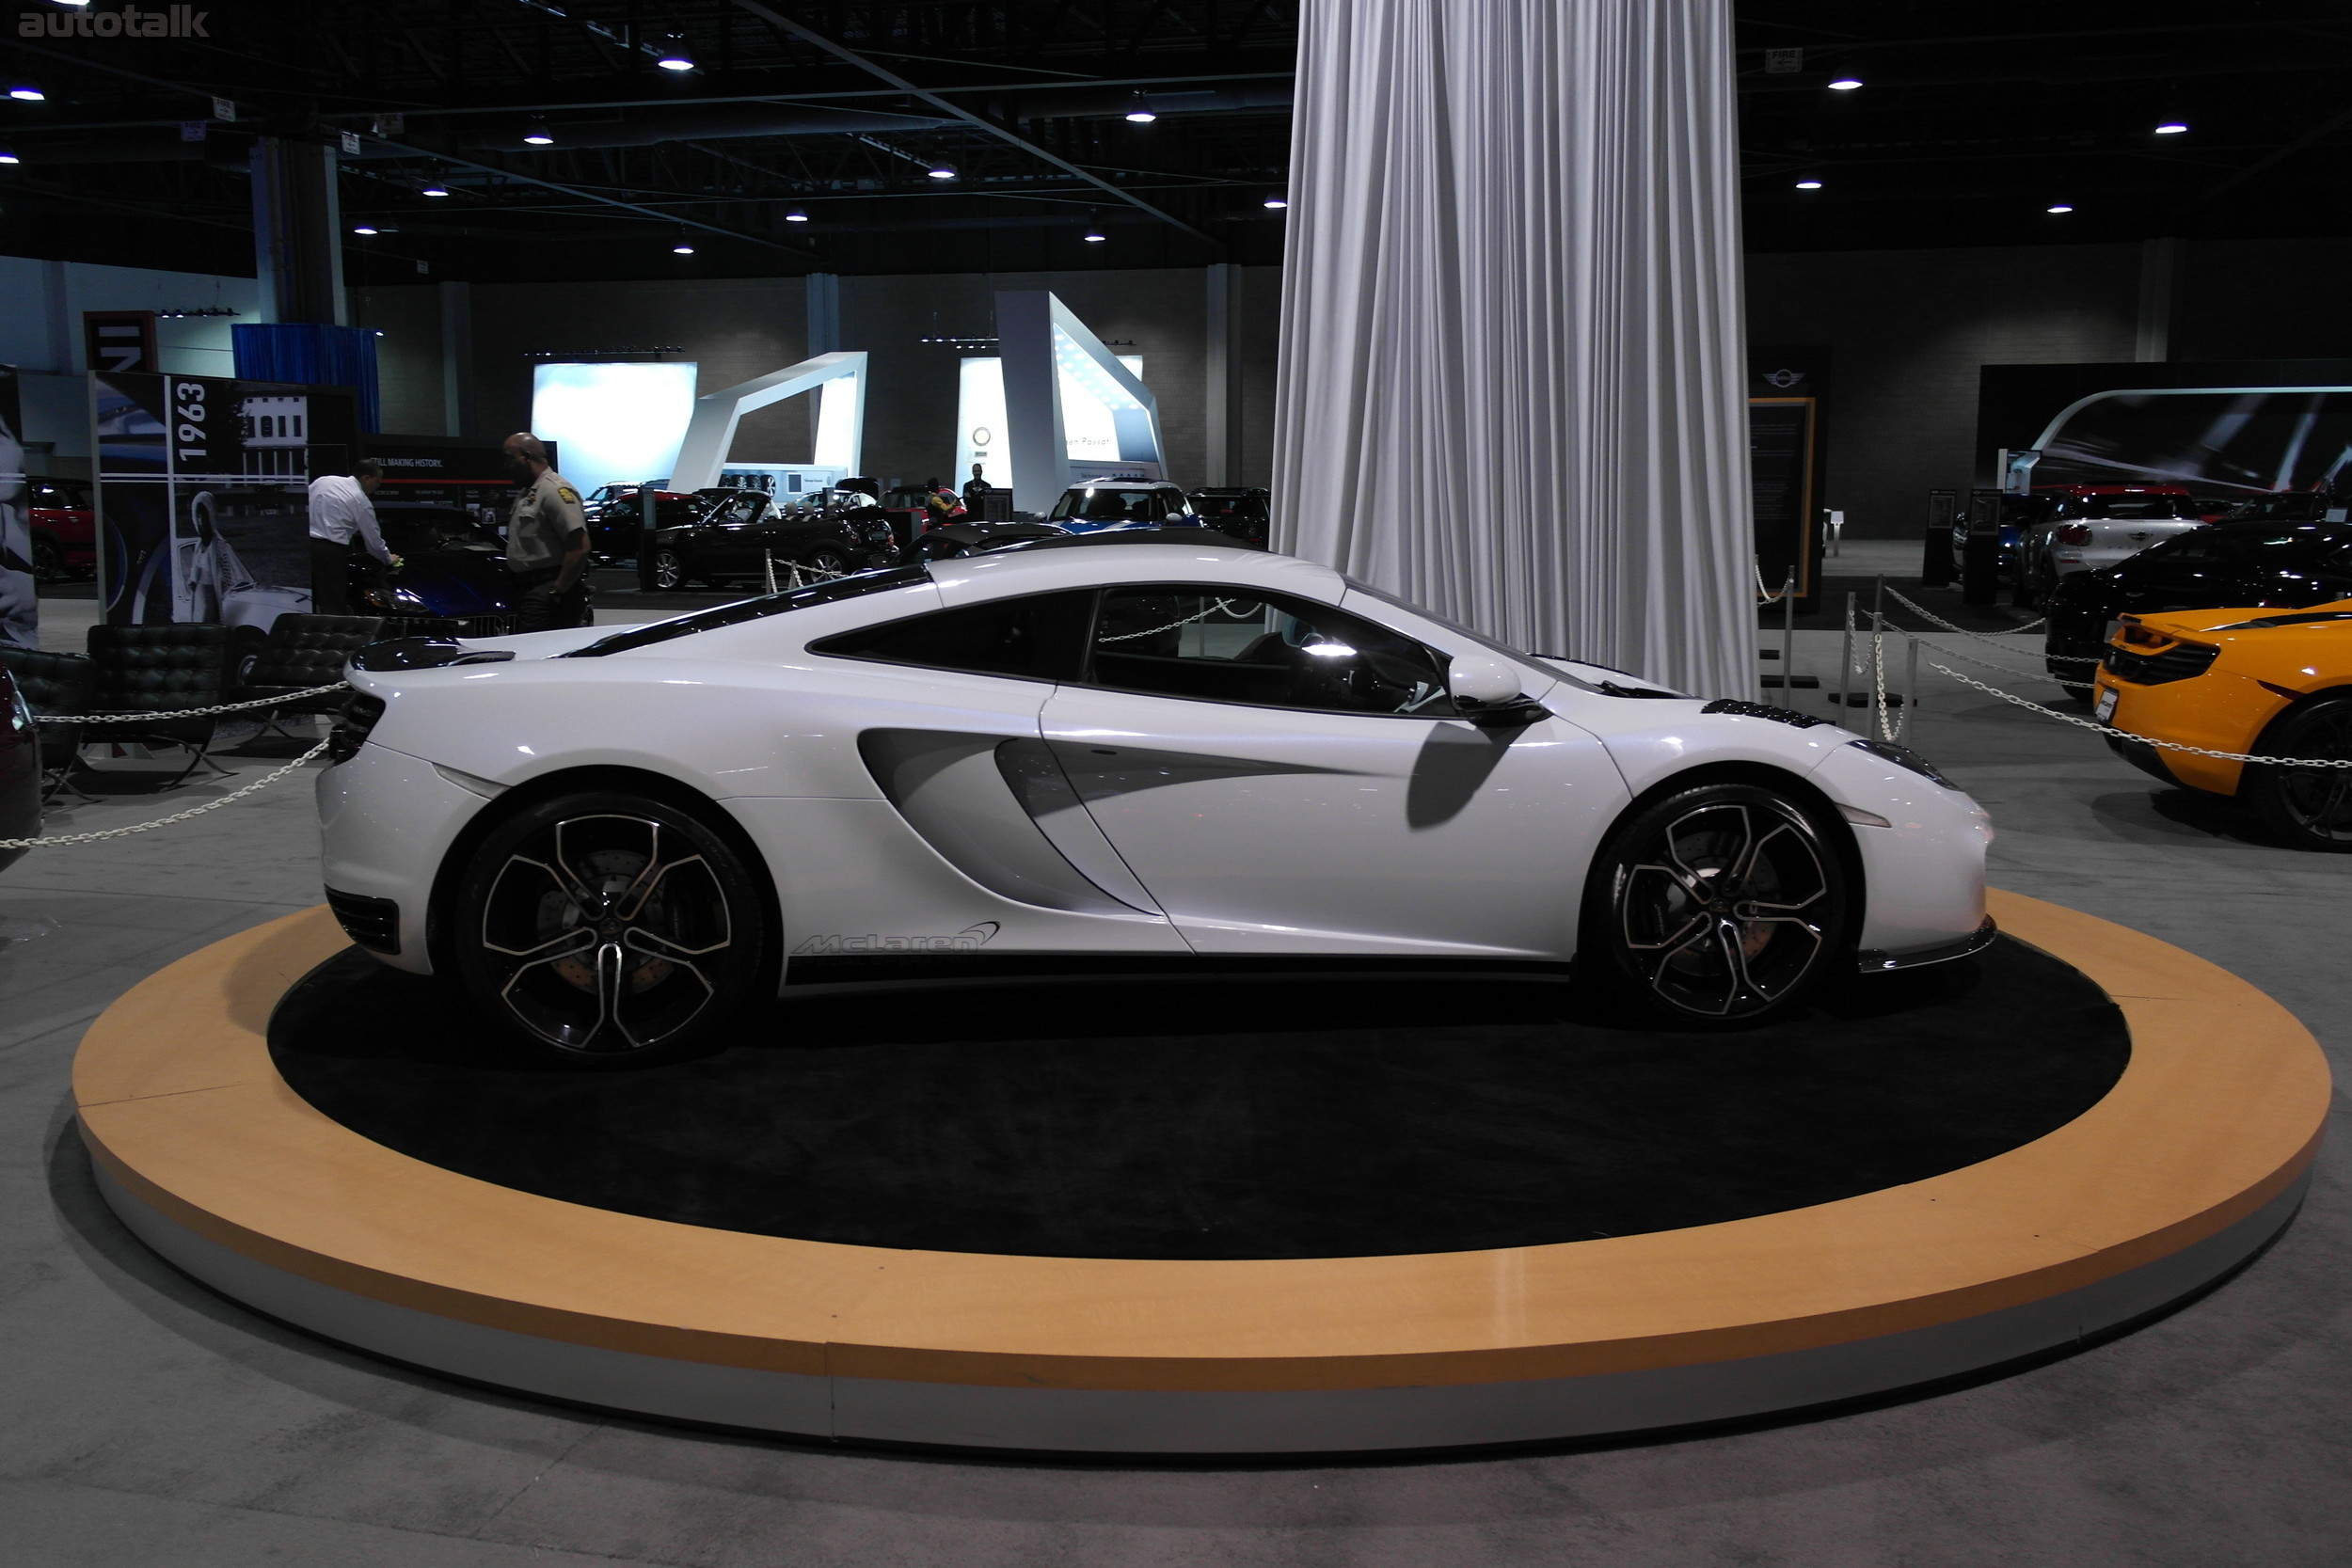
[[308, 459, 397, 616]]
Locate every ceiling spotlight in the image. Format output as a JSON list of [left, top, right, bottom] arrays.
[[656, 35, 694, 71], [1827, 76, 1863, 91], [420, 183, 449, 197], [0, 150, 17, 166], [784, 208, 809, 222], [352, 226, 379, 235], [1794, 179, 1822, 190], [926, 162, 958, 181], [2154, 120, 2189, 135], [1083, 228, 1106, 243], [523, 120, 554, 146], [8, 84, 44, 102], [2046, 203, 2074, 214], [1263, 195, 1288, 209], [1125, 95, 1157, 124], [673, 240, 696, 254]]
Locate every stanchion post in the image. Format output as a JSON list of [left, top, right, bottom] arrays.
[[1835, 592, 1855, 728], [1781, 567, 1796, 698], [763, 551, 778, 595], [1905, 630, 1920, 725]]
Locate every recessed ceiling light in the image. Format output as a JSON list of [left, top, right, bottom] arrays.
[[1263, 195, 1288, 209], [2154, 121, 2189, 135], [2046, 203, 2074, 214], [784, 208, 808, 222], [1827, 76, 1863, 91], [352, 226, 378, 235], [523, 121, 553, 146], [8, 84, 44, 102], [673, 241, 696, 254], [420, 184, 449, 197], [927, 162, 958, 181], [1083, 230, 1106, 243], [1795, 179, 1823, 190]]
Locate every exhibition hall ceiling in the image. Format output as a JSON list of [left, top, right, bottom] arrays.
[[2, 1, 2349, 283]]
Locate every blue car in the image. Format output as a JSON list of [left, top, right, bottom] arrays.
[[362, 508, 522, 638]]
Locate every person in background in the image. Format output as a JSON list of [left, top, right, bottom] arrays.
[[961, 462, 992, 512], [308, 458, 396, 617], [501, 434, 592, 632], [921, 477, 963, 531]]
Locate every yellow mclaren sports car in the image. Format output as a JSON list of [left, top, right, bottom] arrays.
[[2092, 600, 2352, 849]]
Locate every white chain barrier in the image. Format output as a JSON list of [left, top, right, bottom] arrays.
[[0, 737, 335, 849], [1880, 586, 2084, 660], [29, 680, 352, 724], [1921, 657, 2352, 768]]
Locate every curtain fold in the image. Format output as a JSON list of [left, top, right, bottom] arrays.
[[1274, 0, 1753, 700]]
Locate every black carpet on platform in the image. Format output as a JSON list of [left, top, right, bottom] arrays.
[[268, 939, 2127, 1260]]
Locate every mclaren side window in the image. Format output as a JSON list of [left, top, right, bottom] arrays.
[[566, 567, 930, 657], [809, 589, 1097, 681], [1084, 585, 1457, 717]]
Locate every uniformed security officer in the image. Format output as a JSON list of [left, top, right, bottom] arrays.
[[500, 433, 592, 631]]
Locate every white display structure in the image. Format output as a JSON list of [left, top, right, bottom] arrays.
[[668, 351, 867, 496], [993, 292, 1163, 512], [530, 362, 701, 498], [957, 351, 1145, 494]]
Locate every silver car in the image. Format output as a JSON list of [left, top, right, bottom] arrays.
[[2016, 487, 2207, 605]]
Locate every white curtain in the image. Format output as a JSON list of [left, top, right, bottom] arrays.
[[1273, 0, 1754, 700]]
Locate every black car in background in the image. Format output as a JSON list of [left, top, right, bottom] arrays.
[[644, 488, 898, 589], [583, 484, 701, 565], [2045, 517, 2352, 682], [1, 661, 39, 874], [355, 508, 524, 641], [1188, 486, 1271, 547]]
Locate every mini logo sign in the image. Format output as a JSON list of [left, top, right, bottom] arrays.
[[20, 6, 209, 37], [1765, 368, 1805, 388], [792, 922, 1000, 956]]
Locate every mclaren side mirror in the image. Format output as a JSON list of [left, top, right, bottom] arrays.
[[1448, 653, 1549, 728]]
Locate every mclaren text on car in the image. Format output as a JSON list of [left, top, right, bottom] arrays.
[[317, 538, 1994, 1064]]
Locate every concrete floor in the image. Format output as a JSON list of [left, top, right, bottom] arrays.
[[4, 617, 2348, 1566]]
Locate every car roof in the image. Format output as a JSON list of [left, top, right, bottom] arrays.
[[926, 540, 1343, 600]]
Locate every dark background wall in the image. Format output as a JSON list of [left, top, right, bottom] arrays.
[[353, 239, 2352, 528]]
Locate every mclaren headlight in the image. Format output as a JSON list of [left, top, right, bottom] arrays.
[[1848, 737, 1959, 789]]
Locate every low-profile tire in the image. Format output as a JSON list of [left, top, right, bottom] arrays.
[[2241, 698, 2352, 852], [649, 547, 688, 591], [451, 790, 772, 1065], [1582, 782, 1851, 1026]]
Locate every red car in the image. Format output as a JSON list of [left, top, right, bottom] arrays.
[[27, 478, 96, 581]]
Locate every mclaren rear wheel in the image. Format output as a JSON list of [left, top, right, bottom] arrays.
[[1584, 782, 1851, 1026], [2242, 698, 2352, 852], [451, 790, 771, 1065]]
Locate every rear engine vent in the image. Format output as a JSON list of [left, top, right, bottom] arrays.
[[328, 694, 386, 763], [2102, 642, 2220, 686], [325, 887, 400, 954]]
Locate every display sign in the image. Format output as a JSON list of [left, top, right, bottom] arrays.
[[957, 353, 1150, 487], [92, 371, 357, 631], [360, 434, 553, 520], [1978, 359, 2352, 500], [83, 310, 159, 376], [0, 367, 28, 650]]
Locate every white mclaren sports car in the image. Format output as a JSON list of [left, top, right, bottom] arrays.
[[318, 535, 1994, 1063]]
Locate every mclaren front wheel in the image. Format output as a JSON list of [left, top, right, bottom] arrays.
[[2242, 698, 2352, 852], [451, 790, 772, 1065], [1584, 782, 1851, 1026]]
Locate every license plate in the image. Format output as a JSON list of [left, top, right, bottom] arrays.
[[2095, 687, 2119, 722]]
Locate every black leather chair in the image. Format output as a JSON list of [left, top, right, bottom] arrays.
[[82, 623, 230, 788], [0, 645, 97, 801], [231, 613, 383, 727]]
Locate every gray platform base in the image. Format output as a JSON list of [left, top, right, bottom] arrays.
[[95, 1156, 2304, 1455]]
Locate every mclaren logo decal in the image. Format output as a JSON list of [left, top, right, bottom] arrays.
[[792, 922, 1000, 956]]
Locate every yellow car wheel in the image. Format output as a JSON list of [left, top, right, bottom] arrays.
[[2243, 696, 2352, 851]]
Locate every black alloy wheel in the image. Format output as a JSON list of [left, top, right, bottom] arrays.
[[1585, 783, 1850, 1024], [30, 533, 63, 583], [451, 791, 771, 1064], [2242, 698, 2352, 852], [650, 547, 688, 591]]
